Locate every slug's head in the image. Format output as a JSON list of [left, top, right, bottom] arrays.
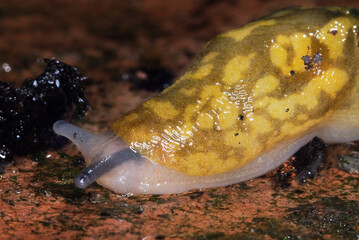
[[53, 120, 203, 194], [53, 120, 144, 192]]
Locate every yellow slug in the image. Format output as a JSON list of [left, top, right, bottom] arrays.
[[54, 7, 359, 194]]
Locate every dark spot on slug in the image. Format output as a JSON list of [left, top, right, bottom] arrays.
[[328, 30, 338, 36], [301, 55, 312, 65], [290, 70, 295, 76], [301, 55, 313, 70], [238, 114, 244, 120], [285, 108, 289, 112], [234, 133, 239, 137], [313, 52, 322, 64], [238, 142, 241, 144]]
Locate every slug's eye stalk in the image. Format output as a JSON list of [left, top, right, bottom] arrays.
[[53, 120, 97, 161]]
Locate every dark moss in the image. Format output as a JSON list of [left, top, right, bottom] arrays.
[[250, 217, 300, 239], [342, 176, 359, 189], [189, 232, 263, 240], [157, 214, 171, 219], [31, 152, 49, 166], [317, 189, 328, 195], [284, 189, 315, 201], [29, 152, 91, 205], [184, 191, 204, 199], [286, 196, 359, 238], [99, 212, 111, 217], [205, 194, 229, 209], [238, 182, 251, 190], [37, 182, 85, 205], [148, 194, 167, 204], [97, 204, 145, 219], [193, 232, 225, 240], [56, 214, 85, 232], [9, 175, 18, 183], [40, 221, 51, 227], [154, 235, 166, 240], [1, 197, 15, 206]]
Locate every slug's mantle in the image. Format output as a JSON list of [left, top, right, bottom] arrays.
[[113, 7, 359, 175]]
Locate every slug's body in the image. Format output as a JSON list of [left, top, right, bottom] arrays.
[[54, 7, 359, 194]]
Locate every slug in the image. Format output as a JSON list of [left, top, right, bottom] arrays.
[[54, 7, 359, 194]]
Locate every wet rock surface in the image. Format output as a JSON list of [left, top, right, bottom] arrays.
[[0, 0, 358, 239]]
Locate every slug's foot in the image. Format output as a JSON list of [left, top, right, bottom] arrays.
[[275, 137, 327, 188]]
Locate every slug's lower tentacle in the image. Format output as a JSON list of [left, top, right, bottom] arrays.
[[74, 148, 141, 189]]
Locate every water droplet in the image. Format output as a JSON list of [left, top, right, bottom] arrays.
[[2, 63, 11, 72]]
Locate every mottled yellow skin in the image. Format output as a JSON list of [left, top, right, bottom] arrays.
[[113, 7, 359, 176]]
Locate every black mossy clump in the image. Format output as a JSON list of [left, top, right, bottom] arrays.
[[275, 137, 327, 188], [0, 59, 90, 164]]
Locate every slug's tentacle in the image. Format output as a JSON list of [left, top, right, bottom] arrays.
[[53, 120, 131, 166], [74, 148, 140, 189], [53, 120, 96, 157]]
